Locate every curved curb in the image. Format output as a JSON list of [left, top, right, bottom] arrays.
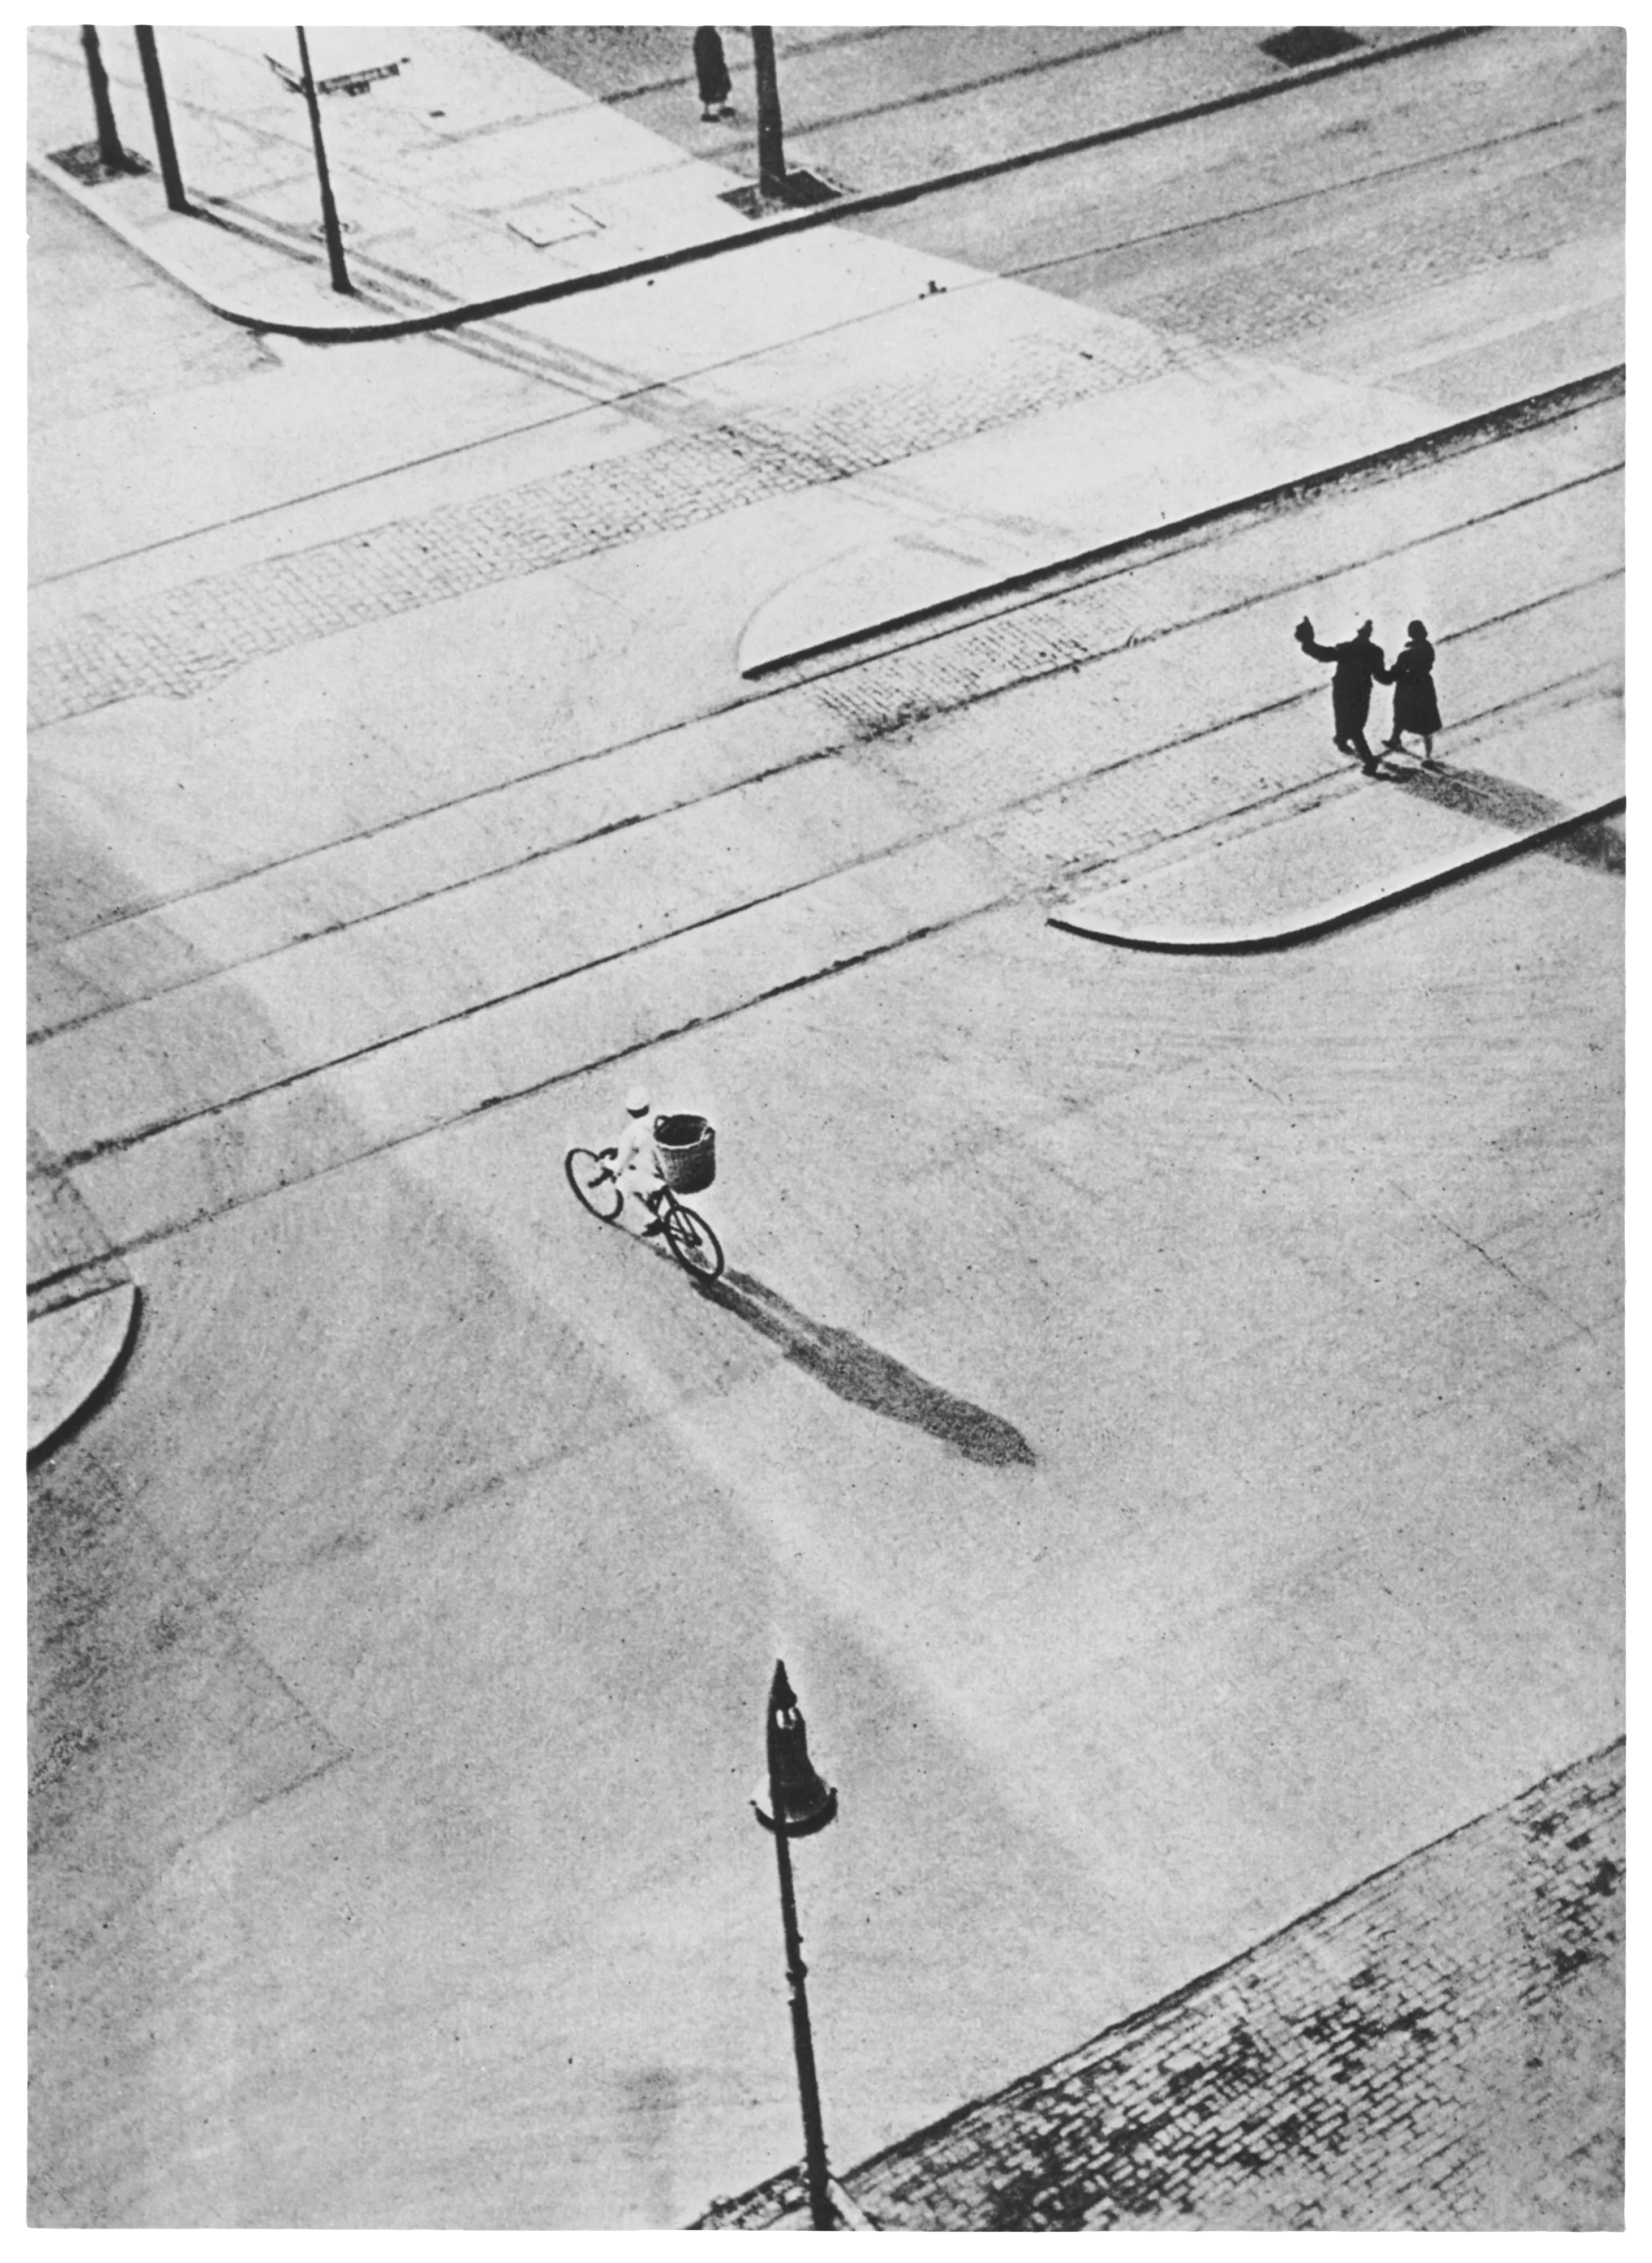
[[32, 27, 1485, 344], [27, 1280, 142, 1464], [741, 367, 1625, 681], [1047, 797, 1625, 954]]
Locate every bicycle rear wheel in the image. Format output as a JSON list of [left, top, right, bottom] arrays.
[[664, 1201, 724, 1283], [566, 1146, 622, 1222]]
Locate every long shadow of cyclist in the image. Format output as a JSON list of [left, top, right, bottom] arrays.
[[697, 1269, 1035, 1468]]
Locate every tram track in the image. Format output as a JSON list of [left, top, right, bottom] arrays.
[[31, 81, 1617, 600], [31, 384, 1623, 989], [41, 561, 1623, 1187]]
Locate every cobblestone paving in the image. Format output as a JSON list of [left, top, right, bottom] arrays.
[[30, 415, 1619, 1252], [45, 611, 1612, 1259], [27, 326, 1172, 729], [1120, 132, 1622, 359], [695, 1741, 1624, 2230], [809, 448, 1621, 767], [26, 398, 1619, 1055]]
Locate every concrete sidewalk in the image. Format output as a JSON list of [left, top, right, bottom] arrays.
[[28, 23, 1465, 340], [27, 23, 743, 332]]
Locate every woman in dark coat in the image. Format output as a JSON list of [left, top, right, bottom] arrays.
[[1380, 621, 1442, 759], [694, 27, 734, 121]]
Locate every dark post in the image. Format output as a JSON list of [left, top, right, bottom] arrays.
[[80, 27, 126, 174], [133, 27, 187, 212], [295, 26, 352, 295], [772, 1815, 833, 2228], [756, 1662, 837, 2230], [751, 26, 787, 199]]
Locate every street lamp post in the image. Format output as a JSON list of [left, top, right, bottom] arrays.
[[295, 25, 353, 295], [750, 27, 788, 200], [133, 27, 187, 212], [752, 1660, 838, 2230], [80, 27, 128, 176]]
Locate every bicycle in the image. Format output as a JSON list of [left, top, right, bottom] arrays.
[[565, 1146, 726, 1283]]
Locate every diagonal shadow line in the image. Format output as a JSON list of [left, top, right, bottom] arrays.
[[698, 1268, 1036, 1467], [1384, 759, 1626, 873]]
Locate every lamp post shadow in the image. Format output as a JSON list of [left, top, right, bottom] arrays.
[[698, 1269, 1036, 1468]]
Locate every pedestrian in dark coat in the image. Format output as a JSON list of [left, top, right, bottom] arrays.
[[1379, 621, 1442, 759], [1294, 615, 1388, 770], [694, 27, 734, 120]]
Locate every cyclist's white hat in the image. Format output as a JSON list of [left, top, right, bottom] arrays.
[[625, 1084, 651, 1115]]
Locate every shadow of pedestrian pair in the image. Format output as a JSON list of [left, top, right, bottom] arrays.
[[1387, 760, 1625, 875], [696, 1268, 1036, 1468]]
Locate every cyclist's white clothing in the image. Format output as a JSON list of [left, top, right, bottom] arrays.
[[612, 1116, 663, 1203]]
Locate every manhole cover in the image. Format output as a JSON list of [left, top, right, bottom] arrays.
[[506, 199, 603, 249], [1259, 27, 1365, 68]]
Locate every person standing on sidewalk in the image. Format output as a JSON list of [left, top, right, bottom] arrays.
[[1378, 620, 1443, 761], [694, 27, 735, 121], [1294, 615, 1388, 772]]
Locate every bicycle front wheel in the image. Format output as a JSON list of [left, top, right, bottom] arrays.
[[664, 1201, 724, 1283], [566, 1146, 623, 1222]]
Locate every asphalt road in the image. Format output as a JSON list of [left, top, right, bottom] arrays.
[[29, 30, 1623, 2230]]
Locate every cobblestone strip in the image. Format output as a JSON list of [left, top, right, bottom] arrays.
[[27, 330, 1171, 729], [1129, 128, 1622, 359], [809, 447, 1623, 752], [27, 408, 1617, 1031], [694, 1742, 1624, 2231]]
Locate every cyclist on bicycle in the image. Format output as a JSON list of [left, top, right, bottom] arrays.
[[612, 1085, 668, 1236]]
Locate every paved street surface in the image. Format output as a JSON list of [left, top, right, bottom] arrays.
[[493, 23, 1435, 201], [28, 28, 1623, 2228]]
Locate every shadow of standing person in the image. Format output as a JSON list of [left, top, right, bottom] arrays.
[[698, 1269, 1036, 1467], [1383, 760, 1625, 874]]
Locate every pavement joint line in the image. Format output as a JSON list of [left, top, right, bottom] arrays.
[[47, 603, 1621, 1173], [742, 367, 1627, 679], [34, 26, 1489, 343], [1047, 796, 1627, 957], [28, 119, 1616, 597], [32, 502, 1611, 973]]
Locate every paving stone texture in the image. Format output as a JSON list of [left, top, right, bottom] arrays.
[[695, 1741, 1624, 2230]]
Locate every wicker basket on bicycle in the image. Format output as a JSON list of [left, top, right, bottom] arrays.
[[653, 1113, 716, 1195]]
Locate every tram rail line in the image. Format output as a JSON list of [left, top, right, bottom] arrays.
[[44, 565, 1623, 1185], [29, 468, 1623, 1053], [32, 91, 1616, 597], [29, 383, 1623, 988]]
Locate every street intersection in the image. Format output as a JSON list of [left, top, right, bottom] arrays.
[[28, 25, 1622, 2227]]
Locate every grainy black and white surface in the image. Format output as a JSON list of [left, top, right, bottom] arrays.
[[28, 23, 1623, 2230], [695, 1741, 1625, 2228]]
